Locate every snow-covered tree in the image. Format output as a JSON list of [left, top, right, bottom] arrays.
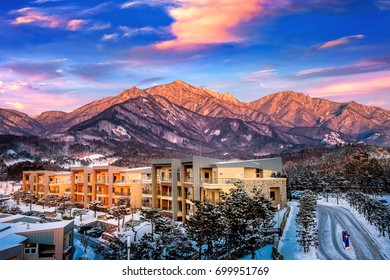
[[95, 235, 127, 260], [107, 205, 128, 236], [57, 201, 74, 219], [23, 191, 38, 211], [186, 200, 223, 260], [89, 200, 104, 218], [219, 185, 277, 259], [73, 208, 89, 221], [140, 208, 163, 241], [296, 190, 319, 253]]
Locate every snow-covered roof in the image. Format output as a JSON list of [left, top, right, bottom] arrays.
[[0, 215, 73, 239], [0, 233, 27, 246]]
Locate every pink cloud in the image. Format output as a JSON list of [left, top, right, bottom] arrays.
[[67, 19, 86, 31], [318, 34, 366, 49], [5, 102, 26, 110], [10, 7, 85, 31], [307, 71, 390, 97], [155, 0, 264, 50], [11, 7, 61, 28], [0, 80, 29, 93]]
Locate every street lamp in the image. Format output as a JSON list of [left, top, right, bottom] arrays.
[[127, 235, 131, 260], [277, 204, 280, 236]]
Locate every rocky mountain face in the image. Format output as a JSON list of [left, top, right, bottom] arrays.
[[1, 80, 389, 160], [0, 109, 43, 136]]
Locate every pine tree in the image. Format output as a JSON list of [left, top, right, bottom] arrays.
[[296, 190, 319, 253]]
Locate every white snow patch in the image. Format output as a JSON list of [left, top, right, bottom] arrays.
[[221, 138, 228, 142], [163, 132, 183, 144], [6, 150, 17, 156], [112, 126, 128, 137], [243, 134, 252, 141], [210, 129, 221, 136], [3, 158, 34, 167], [321, 131, 346, 146]]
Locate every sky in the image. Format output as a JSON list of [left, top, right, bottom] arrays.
[[0, 0, 389, 115]]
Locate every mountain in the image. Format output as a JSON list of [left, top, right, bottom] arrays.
[[0, 109, 42, 136], [248, 91, 390, 134], [0, 80, 389, 161]]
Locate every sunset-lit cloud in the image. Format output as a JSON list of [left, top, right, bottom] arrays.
[[0, 80, 29, 93], [155, 0, 264, 50], [242, 69, 277, 82], [318, 34, 366, 49], [5, 102, 26, 110], [306, 72, 390, 97], [10, 7, 86, 31], [11, 7, 61, 28], [296, 56, 390, 78], [67, 19, 86, 31], [3, 59, 66, 80], [1, 0, 388, 113]]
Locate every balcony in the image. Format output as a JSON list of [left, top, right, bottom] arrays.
[[186, 193, 194, 200], [49, 190, 60, 194], [96, 191, 108, 195], [114, 180, 140, 185], [96, 180, 108, 184], [202, 178, 242, 185], [141, 176, 152, 182], [161, 206, 172, 211], [160, 177, 172, 182], [114, 191, 131, 196], [142, 189, 152, 195], [64, 188, 71, 192], [184, 177, 193, 183], [161, 192, 172, 197]]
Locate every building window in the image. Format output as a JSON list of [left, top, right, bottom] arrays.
[[24, 243, 38, 254], [270, 191, 276, 201]]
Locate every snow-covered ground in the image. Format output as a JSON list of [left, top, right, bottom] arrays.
[[279, 195, 390, 260], [3, 181, 388, 261], [278, 201, 319, 260]]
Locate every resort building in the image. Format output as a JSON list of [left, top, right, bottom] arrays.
[[22, 171, 71, 199], [149, 156, 287, 223], [0, 214, 74, 260], [71, 166, 93, 208], [21, 156, 286, 222], [113, 167, 151, 209]]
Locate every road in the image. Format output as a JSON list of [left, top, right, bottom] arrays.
[[317, 204, 385, 260]]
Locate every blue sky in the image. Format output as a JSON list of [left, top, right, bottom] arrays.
[[0, 0, 389, 115]]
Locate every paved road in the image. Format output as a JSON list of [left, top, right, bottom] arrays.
[[317, 204, 385, 260]]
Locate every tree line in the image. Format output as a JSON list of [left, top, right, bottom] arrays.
[[345, 191, 390, 238]]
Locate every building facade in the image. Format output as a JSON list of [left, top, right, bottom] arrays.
[[0, 214, 74, 260], [21, 156, 286, 222], [146, 156, 287, 222]]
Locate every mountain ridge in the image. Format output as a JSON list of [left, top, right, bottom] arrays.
[[0, 80, 389, 159]]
